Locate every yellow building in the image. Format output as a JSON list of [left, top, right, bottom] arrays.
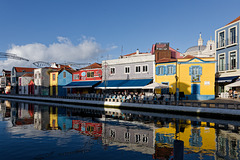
[[50, 71, 58, 96], [155, 56, 215, 100]]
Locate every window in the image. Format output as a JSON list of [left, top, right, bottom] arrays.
[[135, 66, 141, 73], [87, 71, 94, 78], [189, 66, 202, 82], [125, 66, 130, 74], [167, 65, 174, 74], [73, 74, 79, 80], [143, 65, 148, 72], [219, 54, 225, 71], [52, 74, 56, 81], [63, 72, 66, 78], [110, 67, 115, 75], [219, 31, 225, 48], [230, 51, 236, 70], [156, 66, 165, 76], [229, 27, 236, 45]]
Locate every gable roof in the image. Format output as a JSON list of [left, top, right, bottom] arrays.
[[21, 73, 34, 77], [15, 67, 36, 73], [59, 68, 76, 74], [81, 63, 102, 70], [226, 16, 240, 26]]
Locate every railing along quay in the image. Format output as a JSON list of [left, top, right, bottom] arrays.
[[2, 94, 240, 110]]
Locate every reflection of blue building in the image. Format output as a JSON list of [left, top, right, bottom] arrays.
[[155, 133, 174, 145], [189, 128, 202, 147], [58, 107, 73, 131]]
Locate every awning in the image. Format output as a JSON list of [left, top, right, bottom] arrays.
[[226, 80, 240, 87], [215, 76, 239, 83], [95, 79, 153, 89], [142, 82, 170, 89], [63, 81, 101, 88]]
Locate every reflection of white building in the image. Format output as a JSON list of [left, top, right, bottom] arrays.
[[184, 34, 215, 58], [216, 130, 240, 160], [34, 105, 50, 130], [101, 121, 155, 154]]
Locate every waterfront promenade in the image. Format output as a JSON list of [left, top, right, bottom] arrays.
[[1, 94, 240, 120]]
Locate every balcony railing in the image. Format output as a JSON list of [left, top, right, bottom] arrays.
[[217, 36, 238, 49], [217, 63, 238, 72]]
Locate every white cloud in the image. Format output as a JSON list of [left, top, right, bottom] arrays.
[[1, 36, 116, 70]]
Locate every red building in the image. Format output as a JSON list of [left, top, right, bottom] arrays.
[[64, 63, 102, 94], [72, 62, 102, 82]]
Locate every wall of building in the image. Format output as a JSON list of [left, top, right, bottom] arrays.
[[102, 54, 155, 81], [50, 71, 58, 96], [72, 68, 102, 82], [155, 57, 215, 100], [58, 70, 73, 96]]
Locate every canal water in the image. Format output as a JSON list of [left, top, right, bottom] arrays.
[[0, 100, 240, 160]]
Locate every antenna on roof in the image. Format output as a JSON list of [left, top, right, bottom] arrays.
[[121, 45, 123, 56]]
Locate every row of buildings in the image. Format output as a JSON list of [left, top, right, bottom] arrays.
[[1, 16, 240, 100]]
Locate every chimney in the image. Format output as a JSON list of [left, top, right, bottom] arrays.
[[136, 49, 140, 55]]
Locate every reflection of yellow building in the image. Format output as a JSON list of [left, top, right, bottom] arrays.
[[50, 107, 58, 130], [155, 121, 216, 155], [50, 71, 58, 96], [155, 56, 215, 100]]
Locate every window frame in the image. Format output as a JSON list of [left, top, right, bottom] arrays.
[[110, 67, 116, 75], [63, 72, 66, 78], [135, 65, 141, 73], [218, 53, 226, 71], [73, 74, 80, 80], [52, 74, 56, 81], [124, 66, 130, 74], [218, 30, 226, 48], [228, 25, 237, 46], [142, 65, 148, 73], [87, 71, 94, 78], [228, 50, 237, 70]]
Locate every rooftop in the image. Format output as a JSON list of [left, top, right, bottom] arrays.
[[226, 16, 240, 26]]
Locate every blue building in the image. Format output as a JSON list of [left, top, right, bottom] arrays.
[[58, 68, 75, 96], [215, 16, 240, 97]]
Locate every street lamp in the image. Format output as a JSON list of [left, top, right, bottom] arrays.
[[175, 48, 179, 105]]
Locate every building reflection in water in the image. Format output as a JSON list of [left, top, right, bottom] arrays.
[[4, 100, 240, 159]]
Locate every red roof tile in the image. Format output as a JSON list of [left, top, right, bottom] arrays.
[[81, 63, 102, 69], [21, 73, 34, 77], [15, 67, 36, 73], [226, 16, 240, 26], [123, 52, 149, 56]]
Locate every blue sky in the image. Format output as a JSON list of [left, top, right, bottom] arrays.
[[0, 0, 240, 69]]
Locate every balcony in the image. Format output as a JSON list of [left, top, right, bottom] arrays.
[[217, 63, 238, 72], [217, 36, 238, 50]]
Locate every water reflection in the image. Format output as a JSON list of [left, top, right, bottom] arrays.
[[1, 100, 240, 159]]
